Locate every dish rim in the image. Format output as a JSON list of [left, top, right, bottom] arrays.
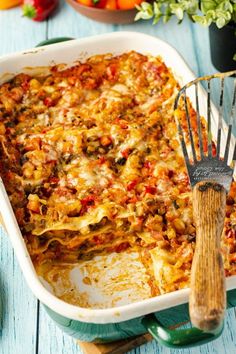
[[1, 31, 236, 324]]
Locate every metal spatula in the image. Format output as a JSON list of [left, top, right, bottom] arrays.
[[174, 70, 236, 331]]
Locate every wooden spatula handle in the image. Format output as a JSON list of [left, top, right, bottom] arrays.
[[190, 180, 226, 331]]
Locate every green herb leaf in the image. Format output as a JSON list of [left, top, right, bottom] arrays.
[[216, 16, 226, 27]]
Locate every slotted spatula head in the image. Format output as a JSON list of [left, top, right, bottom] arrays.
[[175, 70, 236, 192], [174, 70, 236, 332]]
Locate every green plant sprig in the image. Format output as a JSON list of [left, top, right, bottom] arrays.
[[135, 0, 236, 28]]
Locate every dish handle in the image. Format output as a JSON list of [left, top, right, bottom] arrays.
[[142, 314, 223, 348]]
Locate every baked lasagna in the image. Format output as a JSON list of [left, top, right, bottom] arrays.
[[0, 51, 236, 306]]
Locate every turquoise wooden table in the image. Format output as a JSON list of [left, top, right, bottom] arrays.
[[1, 1, 236, 353]]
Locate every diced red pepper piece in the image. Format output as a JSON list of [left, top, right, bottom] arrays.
[[121, 148, 130, 159], [115, 242, 130, 253], [106, 63, 118, 81], [145, 186, 157, 195], [127, 179, 138, 191], [98, 156, 106, 165], [44, 97, 54, 107], [21, 79, 30, 91], [49, 177, 59, 184], [81, 195, 95, 207], [80, 195, 96, 215], [144, 161, 151, 169]]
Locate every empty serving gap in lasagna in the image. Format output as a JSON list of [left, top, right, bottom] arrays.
[[1, 51, 236, 308]]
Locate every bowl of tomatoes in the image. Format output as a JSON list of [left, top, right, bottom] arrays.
[[66, 0, 144, 24]]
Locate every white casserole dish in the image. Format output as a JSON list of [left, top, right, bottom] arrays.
[[0, 32, 236, 328]]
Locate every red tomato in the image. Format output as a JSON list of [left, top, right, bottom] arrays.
[[96, 0, 108, 8], [117, 0, 142, 9]]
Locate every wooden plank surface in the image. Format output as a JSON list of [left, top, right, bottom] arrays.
[[1, 1, 236, 354], [78, 334, 153, 354], [0, 226, 38, 354]]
